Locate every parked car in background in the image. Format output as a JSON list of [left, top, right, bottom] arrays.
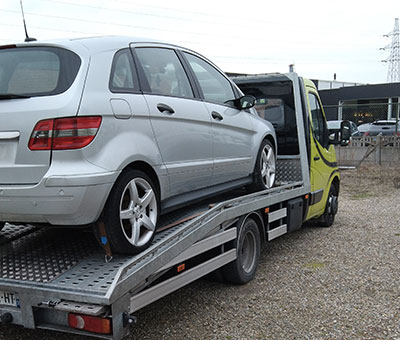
[[327, 120, 361, 137], [0, 36, 277, 254], [364, 120, 400, 136], [357, 122, 372, 135]]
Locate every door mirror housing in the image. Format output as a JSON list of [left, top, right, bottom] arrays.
[[229, 95, 256, 110], [330, 120, 351, 146]]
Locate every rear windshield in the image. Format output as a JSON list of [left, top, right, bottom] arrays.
[[0, 46, 81, 97]]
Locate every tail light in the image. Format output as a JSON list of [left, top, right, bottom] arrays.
[[68, 313, 111, 334], [29, 116, 102, 151], [364, 132, 369, 136]]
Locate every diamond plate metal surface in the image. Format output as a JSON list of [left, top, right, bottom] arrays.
[[0, 228, 100, 283], [0, 224, 37, 245], [276, 158, 302, 183]]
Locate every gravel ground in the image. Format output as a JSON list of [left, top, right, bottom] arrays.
[[0, 166, 399, 340]]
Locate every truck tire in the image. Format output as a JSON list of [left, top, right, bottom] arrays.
[[222, 216, 261, 284], [319, 184, 338, 227], [103, 169, 159, 254], [251, 139, 276, 191]]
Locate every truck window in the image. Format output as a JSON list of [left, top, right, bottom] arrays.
[[308, 93, 328, 149]]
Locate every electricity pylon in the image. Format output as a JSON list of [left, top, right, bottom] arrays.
[[382, 18, 400, 83]]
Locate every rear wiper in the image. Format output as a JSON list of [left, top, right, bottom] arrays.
[[0, 93, 31, 100]]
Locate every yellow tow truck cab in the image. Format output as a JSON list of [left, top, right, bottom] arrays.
[[233, 73, 346, 226]]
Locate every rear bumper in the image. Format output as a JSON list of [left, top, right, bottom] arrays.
[[0, 171, 119, 225]]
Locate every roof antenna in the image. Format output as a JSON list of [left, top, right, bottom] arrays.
[[20, 0, 36, 42]]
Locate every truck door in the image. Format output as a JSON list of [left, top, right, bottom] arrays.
[[306, 88, 337, 218]]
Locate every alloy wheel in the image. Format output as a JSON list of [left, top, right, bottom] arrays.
[[119, 177, 157, 248]]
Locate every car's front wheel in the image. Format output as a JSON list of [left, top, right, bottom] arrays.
[[251, 139, 276, 191], [103, 169, 159, 254]]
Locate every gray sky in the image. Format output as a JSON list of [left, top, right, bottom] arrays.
[[1, 0, 399, 84]]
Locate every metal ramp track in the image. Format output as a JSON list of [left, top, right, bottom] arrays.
[[0, 181, 304, 306]]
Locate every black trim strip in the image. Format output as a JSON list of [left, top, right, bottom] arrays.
[[313, 137, 337, 167], [310, 189, 324, 205]]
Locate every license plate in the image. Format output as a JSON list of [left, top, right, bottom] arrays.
[[0, 290, 20, 308]]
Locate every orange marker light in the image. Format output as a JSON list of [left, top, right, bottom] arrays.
[[177, 263, 185, 273], [264, 208, 270, 214], [305, 194, 309, 200]]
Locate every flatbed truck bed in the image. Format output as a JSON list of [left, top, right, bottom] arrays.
[[0, 73, 345, 339]]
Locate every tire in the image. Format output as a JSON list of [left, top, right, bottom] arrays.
[[251, 139, 276, 191], [103, 169, 159, 254], [222, 217, 261, 284], [319, 184, 339, 227]]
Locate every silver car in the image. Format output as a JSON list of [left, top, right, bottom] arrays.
[[0, 37, 276, 253]]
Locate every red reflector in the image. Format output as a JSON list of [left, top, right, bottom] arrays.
[[68, 313, 111, 335], [29, 116, 101, 151], [177, 263, 185, 272]]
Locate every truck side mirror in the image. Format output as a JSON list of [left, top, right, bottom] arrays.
[[329, 120, 351, 146], [340, 121, 351, 146]]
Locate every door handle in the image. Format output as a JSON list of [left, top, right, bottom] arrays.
[[314, 156, 320, 161], [211, 111, 223, 121], [157, 103, 175, 114]]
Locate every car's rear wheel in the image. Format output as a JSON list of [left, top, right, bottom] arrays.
[[103, 169, 159, 254], [251, 139, 276, 191], [319, 184, 338, 227]]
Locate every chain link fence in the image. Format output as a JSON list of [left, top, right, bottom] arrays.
[[324, 102, 400, 125]]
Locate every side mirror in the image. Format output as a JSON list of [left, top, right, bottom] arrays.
[[236, 95, 256, 110], [340, 121, 351, 145], [329, 120, 351, 146]]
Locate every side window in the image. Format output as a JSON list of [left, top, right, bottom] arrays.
[[109, 49, 135, 92], [183, 52, 235, 105], [308, 92, 328, 148], [135, 48, 194, 98]]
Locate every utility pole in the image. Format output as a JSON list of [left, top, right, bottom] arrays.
[[382, 18, 400, 83]]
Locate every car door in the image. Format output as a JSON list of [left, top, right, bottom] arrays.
[[132, 46, 213, 197], [306, 88, 337, 218], [182, 52, 254, 185]]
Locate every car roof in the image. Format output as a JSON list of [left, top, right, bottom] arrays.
[[11, 36, 183, 55]]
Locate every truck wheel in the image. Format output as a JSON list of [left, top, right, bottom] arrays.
[[103, 169, 159, 254], [222, 216, 261, 284], [319, 184, 338, 227], [251, 139, 276, 191]]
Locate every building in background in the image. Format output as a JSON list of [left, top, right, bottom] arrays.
[[318, 83, 400, 124]]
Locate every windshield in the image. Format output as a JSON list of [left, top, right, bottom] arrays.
[[0, 46, 81, 97]]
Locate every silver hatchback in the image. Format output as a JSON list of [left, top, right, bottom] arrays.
[[0, 37, 276, 253]]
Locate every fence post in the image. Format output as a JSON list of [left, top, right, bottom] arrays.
[[376, 135, 382, 166]]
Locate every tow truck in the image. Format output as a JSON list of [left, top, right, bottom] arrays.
[[0, 73, 349, 339]]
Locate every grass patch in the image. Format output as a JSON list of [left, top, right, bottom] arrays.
[[303, 262, 325, 270], [350, 192, 371, 200]]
